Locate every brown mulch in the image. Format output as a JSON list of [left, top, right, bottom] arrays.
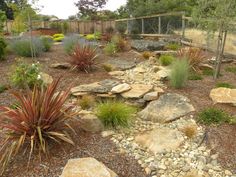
[[3, 127, 146, 177]]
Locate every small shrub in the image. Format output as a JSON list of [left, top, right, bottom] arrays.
[[170, 59, 189, 89], [216, 82, 234, 88], [225, 66, 236, 74], [85, 32, 101, 41], [142, 51, 152, 59], [0, 84, 7, 93], [53, 33, 65, 42], [11, 61, 43, 89], [188, 72, 203, 80], [78, 95, 96, 109], [0, 37, 7, 60], [111, 35, 126, 52], [61, 21, 69, 34], [96, 101, 136, 128], [165, 43, 181, 51], [202, 68, 214, 76], [11, 37, 44, 57], [40, 35, 53, 52], [104, 42, 117, 56], [160, 55, 175, 66], [177, 47, 206, 71], [63, 34, 84, 55], [102, 64, 113, 72], [180, 125, 198, 139], [198, 108, 232, 125], [70, 44, 98, 72], [0, 78, 75, 175]]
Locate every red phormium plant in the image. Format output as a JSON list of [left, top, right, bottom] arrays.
[[0, 78, 76, 175], [70, 44, 98, 73], [177, 47, 206, 71]]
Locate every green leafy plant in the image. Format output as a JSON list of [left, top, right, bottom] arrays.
[[198, 108, 232, 125], [0, 78, 75, 175], [165, 43, 181, 51], [96, 101, 136, 128], [216, 82, 234, 89], [104, 42, 117, 56], [78, 95, 96, 110], [159, 55, 175, 66], [70, 44, 98, 72], [11, 61, 43, 89], [63, 34, 84, 54], [225, 66, 236, 74], [85, 32, 101, 41], [111, 35, 126, 52], [41, 35, 53, 52], [170, 59, 189, 89], [61, 21, 69, 34], [0, 37, 7, 61], [11, 37, 44, 57], [53, 33, 65, 42]]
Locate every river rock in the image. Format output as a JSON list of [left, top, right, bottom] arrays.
[[121, 84, 153, 99], [60, 158, 118, 177], [138, 93, 195, 123]]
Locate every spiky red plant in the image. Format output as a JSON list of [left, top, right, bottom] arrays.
[[70, 44, 98, 73], [0, 78, 76, 175]]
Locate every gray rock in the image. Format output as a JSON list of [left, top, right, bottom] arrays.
[[138, 93, 195, 123], [131, 40, 166, 52], [79, 114, 104, 133], [106, 59, 136, 71]]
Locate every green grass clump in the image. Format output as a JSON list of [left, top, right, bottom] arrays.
[[0, 85, 7, 93], [225, 66, 236, 74], [78, 95, 96, 110], [188, 72, 203, 80], [40, 36, 53, 52], [96, 101, 136, 128], [104, 42, 117, 56], [202, 68, 214, 76], [198, 108, 232, 125], [165, 43, 181, 51], [160, 55, 175, 66], [170, 59, 189, 89], [215, 82, 235, 89], [63, 34, 83, 54]]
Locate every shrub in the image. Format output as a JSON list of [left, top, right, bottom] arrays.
[[102, 64, 113, 72], [0, 78, 75, 175], [69, 44, 98, 72], [160, 55, 175, 66], [177, 47, 206, 71], [40, 35, 53, 52], [96, 101, 136, 128], [78, 95, 96, 110], [0, 84, 7, 93], [198, 108, 232, 125], [170, 59, 189, 89], [111, 35, 126, 52], [61, 21, 69, 34], [53, 33, 65, 42], [165, 43, 181, 51], [11, 37, 44, 57], [180, 125, 198, 139], [104, 42, 117, 56], [225, 66, 236, 74], [188, 72, 203, 80], [63, 34, 84, 55], [142, 51, 152, 59], [85, 32, 101, 41], [11, 61, 43, 89], [216, 82, 234, 88], [202, 68, 214, 76], [0, 37, 7, 60]]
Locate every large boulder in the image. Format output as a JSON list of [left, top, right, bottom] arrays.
[[121, 84, 153, 99], [60, 158, 118, 177], [79, 114, 104, 133], [210, 88, 236, 105], [138, 93, 195, 123], [135, 128, 184, 154], [131, 40, 166, 52]]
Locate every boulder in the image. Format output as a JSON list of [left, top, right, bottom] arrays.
[[79, 114, 104, 133], [50, 62, 71, 69], [60, 158, 118, 177], [135, 128, 184, 154], [131, 40, 166, 52], [138, 93, 195, 123], [210, 88, 236, 105], [111, 83, 131, 94], [121, 84, 153, 99]]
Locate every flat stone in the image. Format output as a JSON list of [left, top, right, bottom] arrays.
[[50, 62, 71, 69], [131, 40, 166, 52], [60, 158, 118, 177], [106, 59, 136, 71], [79, 114, 104, 133], [96, 93, 116, 98], [108, 71, 125, 76], [210, 88, 236, 105], [138, 93, 195, 123], [133, 67, 146, 73], [143, 92, 159, 101], [111, 83, 131, 93], [135, 127, 184, 154], [155, 67, 171, 81], [121, 84, 153, 99]]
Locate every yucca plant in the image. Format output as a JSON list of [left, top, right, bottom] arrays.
[[0, 78, 76, 175], [177, 47, 206, 71], [70, 44, 98, 73]]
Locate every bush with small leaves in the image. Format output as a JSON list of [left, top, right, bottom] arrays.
[[63, 34, 84, 55], [159, 55, 175, 66], [165, 43, 181, 51], [111, 35, 126, 52], [53, 33, 65, 42], [41, 35, 53, 52], [170, 59, 189, 89], [198, 108, 232, 125], [104, 42, 117, 56], [96, 101, 136, 128]]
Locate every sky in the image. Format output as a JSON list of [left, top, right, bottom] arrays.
[[36, 0, 127, 19]]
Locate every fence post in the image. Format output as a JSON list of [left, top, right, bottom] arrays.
[[141, 18, 145, 34], [158, 16, 161, 34], [182, 12, 186, 38]]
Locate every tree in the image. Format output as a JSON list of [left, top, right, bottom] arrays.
[[192, 0, 236, 79], [0, 10, 7, 33], [0, 1, 14, 20], [75, 0, 108, 19]]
